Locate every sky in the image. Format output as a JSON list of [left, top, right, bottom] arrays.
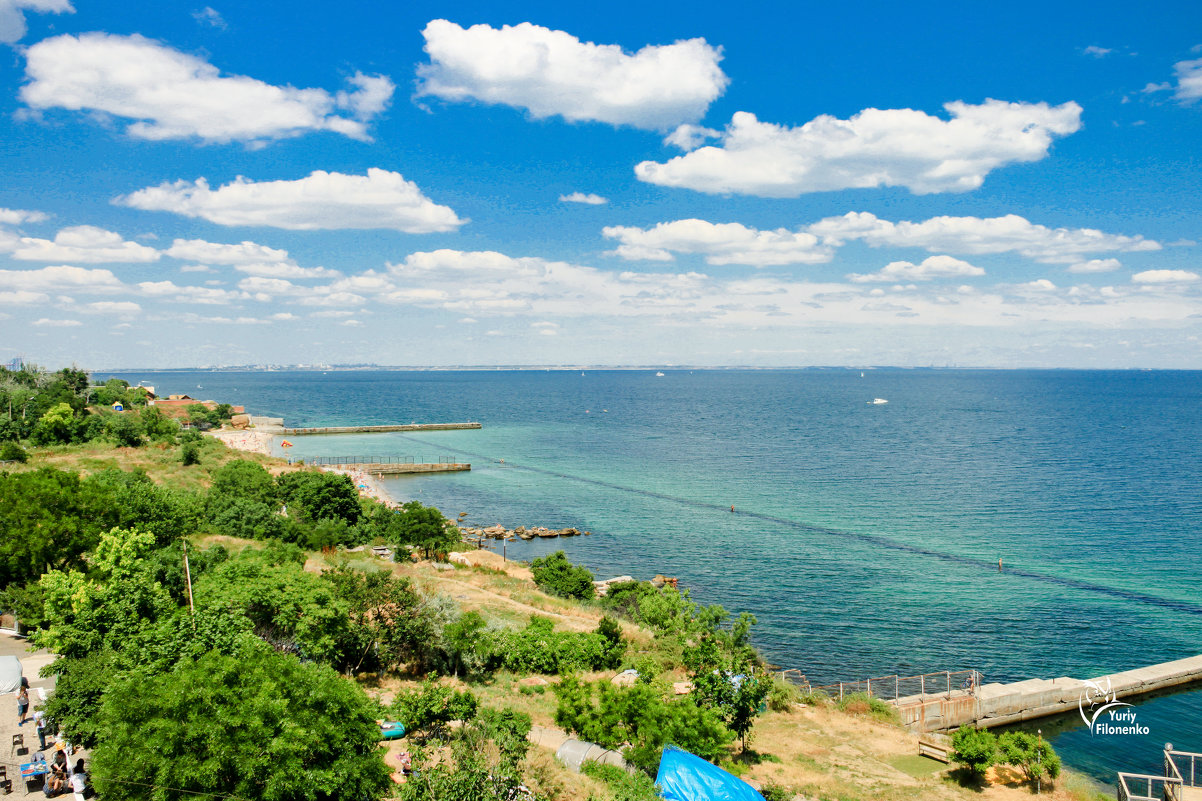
[[1, 0, 1201, 369]]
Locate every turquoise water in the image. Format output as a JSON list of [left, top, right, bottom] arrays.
[[102, 369, 1202, 783]]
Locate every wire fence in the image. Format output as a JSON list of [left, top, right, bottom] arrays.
[[780, 668, 983, 703], [288, 455, 461, 466]]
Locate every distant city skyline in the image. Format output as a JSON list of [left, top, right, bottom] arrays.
[[1, 0, 1201, 368]]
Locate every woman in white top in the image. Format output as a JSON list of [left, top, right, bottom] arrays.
[[70, 759, 86, 801]]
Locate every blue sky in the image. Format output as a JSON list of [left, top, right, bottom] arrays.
[[1, 0, 1201, 368]]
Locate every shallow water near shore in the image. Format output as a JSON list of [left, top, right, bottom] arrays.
[[101, 368, 1202, 784]]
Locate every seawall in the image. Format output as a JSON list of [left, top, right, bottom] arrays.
[[897, 654, 1202, 731]]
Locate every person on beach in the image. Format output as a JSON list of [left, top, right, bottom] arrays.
[[17, 684, 28, 725], [69, 760, 87, 801]]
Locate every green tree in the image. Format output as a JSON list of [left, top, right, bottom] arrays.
[[530, 550, 595, 600], [322, 566, 430, 674], [554, 675, 733, 775], [30, 402, 77, 445], [0, 468, 105, 588], [391, 675, 478, 741], [386, 501, 459, 559], [41, 649, 120, 749], [210, 459, 278, 506], [195, 552, 352, 667], [180, 441, 200, 465], [210, 497, 286, 540], [399, 707, 531, 801], [140, 406, 179, 441], [277, 470, 362, 525], [104, 412, 146, 447], [90, 649, 391, 801], [33, 527, 175, 658], [998, 731, 1060, 787], [950, 725, 998, 779], [439, 610, 493, 678]]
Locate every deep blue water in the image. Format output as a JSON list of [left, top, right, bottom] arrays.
[[100, 368, 1202, 784]]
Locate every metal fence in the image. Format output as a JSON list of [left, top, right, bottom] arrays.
[[781, 668, 982, 702], [290, 455, 454, 466], [1115, 746, 1202, 801], [1118, 772, 1182, 801], [1165, 749, 1202, 795]]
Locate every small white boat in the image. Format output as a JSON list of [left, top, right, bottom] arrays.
[[655, 371, 665, 377], [870, 398, 888, 405]]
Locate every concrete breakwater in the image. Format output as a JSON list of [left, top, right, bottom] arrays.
[[346, 462, 470, 475], [281, 422, 481, 435], [897, 654, 1202, 732]]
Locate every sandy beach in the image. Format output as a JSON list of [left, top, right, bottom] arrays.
[[206, 428, 401, 507]]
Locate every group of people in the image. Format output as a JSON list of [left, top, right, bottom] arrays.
[[37, 750, 86, 798], [16, 679, 88, 799]]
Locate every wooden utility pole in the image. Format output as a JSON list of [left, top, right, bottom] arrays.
[[182, 540, 196, 630]]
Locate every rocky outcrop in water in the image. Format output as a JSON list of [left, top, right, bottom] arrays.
[[461, 524, 592, 541]]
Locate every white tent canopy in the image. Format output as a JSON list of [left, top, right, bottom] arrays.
[[0, 655, 22, 694]]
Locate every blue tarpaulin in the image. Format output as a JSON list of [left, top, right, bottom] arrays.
[[655, 746, 766, 801]]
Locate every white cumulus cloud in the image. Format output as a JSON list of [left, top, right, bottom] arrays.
[[31, 317, 81, 327], [0, 207, 49, 225], [7, 225, 160, 263], [0, 0, 71, 45], [0, 290, 48, 305], [1172, 58, 1202, 101], [164, 238, 339, 278], [559, 192, 608, 205], [0, 264, 124, 292], [808, 212, 1160, 263], [416, 19, 727, 130], [603, 219, 833, 266], [21, 33, 393, 143], [635, 100, 1083, 196], [1131, 269, 1200, 283], [1068, 258, 1122, 273], [118, 169, 464, 233], [847, 255, 984, 283]]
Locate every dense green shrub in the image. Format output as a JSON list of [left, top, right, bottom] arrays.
[[554, 675, 733, 775], [210, 459, 278, 506], [999, 731, 1060, 785], [384, 501, 460, 559], [766, 673, 801, 711], [180, 441, 200, 465], [104, 412, 146, 447], [91, 649, 391, 801], [322, 566, 430, 674], [834, 692, 900, 725], [531, 550, 595, 600], [210, 497, 286, 541], [951, 725, 997, 777], [277, 470, 361, 525], [0, 440, 28, 462], [580, 760, 661, 801], [391, 675, 478, 739], [398, 706, 531, 801], [497, 615, 623, 674]]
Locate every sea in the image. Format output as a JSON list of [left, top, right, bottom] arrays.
[[98, 368, 1202, 785]]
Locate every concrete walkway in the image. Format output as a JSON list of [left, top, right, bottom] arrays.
[[0, 633, 62, 791]]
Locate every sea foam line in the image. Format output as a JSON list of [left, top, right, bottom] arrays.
[[394, 434, 1202, 618]]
